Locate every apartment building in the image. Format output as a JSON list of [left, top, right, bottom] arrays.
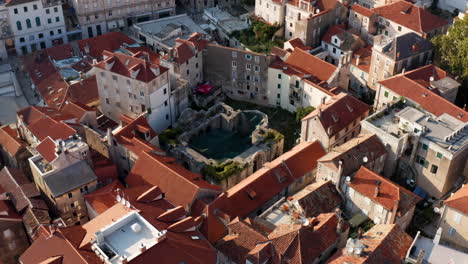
[[204, 44, 271, 106], [267, 48, 340, 112], [371, 1, 449, 39], [321, 25, 365, 66], [362, 65, 467, 197], [342, 166, 421, 229], [5, 0, 66, 56], [0, 125, 32, 174], [317, 133, 387, 185], [70, 0, 175, 39], [348, 4, 378, 43], [95, 50, 172, 132], [254, 0, 286, 25], [29, 136, 98, 226], [301, 92, 370, 151], [355, 0, 400, 9], [367, 33, 433, 89], [284, 0, 347, 47], [439, 184, 468, 252]]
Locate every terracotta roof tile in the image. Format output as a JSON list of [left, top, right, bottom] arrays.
[[95, 51, 168, 83], [322, 25, 346, 44], [291, 181, 342, 217], [113, 115, 158, 157], [349, 167, 421, 215], [285, 49, 337, 82], [90, 151, 118, 184], [372, 1, 449, 34], [302, 93, 370, 137], [0, 167, 44, 212], [327, 224, 413, 263], [84, 181, 124, 215], [379, 65, 468, 121], [36, 137, 58, 163], [286, 38, 312, 51], [0, 125, 25, 156], [351, 4, 375, 17], [45, 44, 73, 61], [445, 184, 468, 215], [351, 46, 372, 73], [78, 32, 136, 59], [65, 76, 99, 107]]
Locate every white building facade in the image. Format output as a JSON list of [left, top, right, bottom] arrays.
[[6, 0, 66, 56]]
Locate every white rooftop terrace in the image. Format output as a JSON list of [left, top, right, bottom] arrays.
[[93, 211, 166, 264]]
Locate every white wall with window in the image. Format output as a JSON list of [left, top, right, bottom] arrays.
[[7, 0, 66, 55]]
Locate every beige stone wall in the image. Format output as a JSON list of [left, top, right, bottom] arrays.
[[440, 207, 468, 252]]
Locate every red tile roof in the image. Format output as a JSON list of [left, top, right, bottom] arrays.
[[0, 191, 23, 220], [45, 44, 73, 61], [327, 224, 413, 264], [91, 150, 118, 184], [285, 49, 337, 82], [197, 141, 326, 243], [85, 180, 124, 215], [322, 25, 346, 44], [65, 76, 99, 107], [379, 65, 468, 121], [302, 93, 370, 137], [78, 32, 136, 59], [126, 151, 221, 209], [351, 46, 373, 73], [96, 51, 168, 83], [0, 125, 25, 156], [351, 4, 375, 17], [113, 115, 158, 156], [36, 137, 58, 163], [349, 167, 421, 215], [291, 181, 342, 217], [286, 38, 312, 51], [60, 101, 93, 121], [444, 184, 468, 215], [372, 1, 449, 34]]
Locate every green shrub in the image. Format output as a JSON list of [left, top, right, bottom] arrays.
[[159, 127, 183, 146], [262, 129, 284, 143], [204, 161, 245, 182], [295, 106, 315, 121]]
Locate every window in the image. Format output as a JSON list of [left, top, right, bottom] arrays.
[[246, 64, 251, 70], [58, 29, 62, 34], [232, 61, 237, 67], [71, 203, 75, 208], [277, 93, 280, 99], [245, 54, 252, 60], [278, 74, 282, 79], [35, 17, 41, 26], [26, 19, 31, 28], [33, 4, 37, 9], [38, 33, 43, 38], [384, 91, 389, 97], [14, 8, 18, 14], [84, 186, 88, 192], [398, 26, 402, 32], [416, 156, 428, 168], [195, 63, 198, 68], [332, 47, 336, 54], [56, 17, 60, 22], [436, 152, 443, 159], [140, 91, 144, 96], [430, 165, 438, 174], [48, 18, 52, 24], [186, 69, 189, 75], [453, 212, 462, 224], [105, 98, 109, 104], [24, 6, 28, 12], [277, 84, 281, 89], [16, 21, 22, 31], [46, 8, 50, 14], [50, 30, 54, 36], [112, 75, 117, 81], [163, 88, 167, 95], [19, 37, 25, 43], [54, 7, 58, 12], [165, 114, 169, 120], [164, 100, 168, 106], [422, 143, 428, 150], [68, 193, 73, 198]]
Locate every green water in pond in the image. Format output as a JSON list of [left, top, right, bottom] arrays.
[[189, 112, 263, 160]]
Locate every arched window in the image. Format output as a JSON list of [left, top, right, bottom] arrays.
[[35, 17, 41, 26], [16, 21, 22, 31], [26, 19, 31, 28]]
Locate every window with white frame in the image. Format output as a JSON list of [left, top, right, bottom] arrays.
[[232, 51, 237, 58], [453, 212, 462, 224], [246, 64, 252, 70], [232, 61, 237, 68]]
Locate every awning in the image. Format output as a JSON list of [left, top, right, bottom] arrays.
[[195, 83, 214, 94]]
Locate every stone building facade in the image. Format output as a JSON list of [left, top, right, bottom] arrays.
[[204, 44, 272, 106]]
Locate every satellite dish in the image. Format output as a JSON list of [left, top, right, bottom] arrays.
[[362, 156, 368, 163], [345, 176, 351, 183], [434, 207, 440, 214], [116, 194, 121, 202]]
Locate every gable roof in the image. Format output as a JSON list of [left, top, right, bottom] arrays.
[[445, 184, 468, 215], [64, 76, 99, 107], [78, 32, 136, 59], [327, 224, 413, 263], [349, 167, 421, 215], [0, 125, 26, 156], [285, 49, 337, 82], [351, 4, 375, 17], [318, 133, 387, 175], [372, 1, 449, 34], [379, 65, 468, 122], [36, 137, 58, 163], [113, 115, 158, 157], [322, 24, 346, 44], [291, 181, 342, 218], [286, 38, 312, 51], [0, 167, 47, 213], [302, 93, 370, 137], [351, 46, 373, 73], [126, 151, 221, 208], [95, 51, 168, 83], [379, 32, 433, 61]]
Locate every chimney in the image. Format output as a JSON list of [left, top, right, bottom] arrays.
[[356, 54, 361, 66], [389, 199, 399, 224], [139, 243, 147, 253], [374, 180, 381, 197], [119, 255, 128, 264], [48, 224, 56, 235], [335, 208, 344, 234], [356, 228, 363, 239]]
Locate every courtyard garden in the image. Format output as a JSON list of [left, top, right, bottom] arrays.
[[230, 19, 284, 53]]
